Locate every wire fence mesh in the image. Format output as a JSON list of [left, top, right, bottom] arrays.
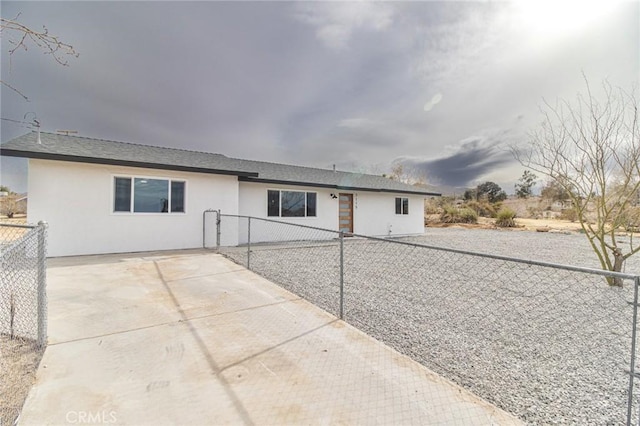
[[0, 222, 48, 426], [215, 213, 640, 425]]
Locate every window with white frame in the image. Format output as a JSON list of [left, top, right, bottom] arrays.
[[267, 190, 316, 217], [114, 177, 185, 213], [395, 197, 409, 215]]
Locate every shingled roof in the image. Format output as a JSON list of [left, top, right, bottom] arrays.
[[1, 132, 440, 196]]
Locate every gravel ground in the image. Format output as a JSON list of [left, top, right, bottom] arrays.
[[415, 227, 640, 274], [221, 226, 640, 425]]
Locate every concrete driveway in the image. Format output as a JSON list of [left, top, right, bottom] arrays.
[[18, 250, 521, 425]]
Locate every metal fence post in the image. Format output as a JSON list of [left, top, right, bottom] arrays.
[[216, 209, 221, 249], [339, 232, 344, 320], [247, 217, 251, 270], [36, 221, 47, 348], [627, 276, 640, 425]]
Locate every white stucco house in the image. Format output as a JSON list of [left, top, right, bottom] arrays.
[[1, 132, 439, 257]]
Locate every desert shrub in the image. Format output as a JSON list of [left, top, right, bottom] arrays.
[[440, 206, 457, 223], [495, 208, 517, 227], [464, 200, 497, 218], [424, 197, 440, 215], [440, 206, 478, 223], [614, 206, 640, 231], [527, 206, 542, 219], [560, 208, 578, 222], [459, 208, 479, 223]]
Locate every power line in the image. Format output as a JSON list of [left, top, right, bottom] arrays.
[[1, 117, 33, 130], [1, 117, 30, 125]]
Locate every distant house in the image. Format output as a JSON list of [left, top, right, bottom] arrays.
[[1, 132, 439, 257]]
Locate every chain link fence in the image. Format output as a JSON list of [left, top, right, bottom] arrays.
[[0, 222, 48, 426], [210, 212, 640, 425]]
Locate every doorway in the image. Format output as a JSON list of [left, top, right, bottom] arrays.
[[338, 193, 353, 234]]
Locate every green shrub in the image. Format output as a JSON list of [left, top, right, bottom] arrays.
[[440, 206, 478, 224], [459, 208, 479, 223], [495, 208, 517, 227], [440, 206, 457, 223]]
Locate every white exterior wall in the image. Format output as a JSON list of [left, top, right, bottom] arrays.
[[237, 182, 339, 243], [28, 159, 239, 257], [239, 182, 338, 228], [353, 193, 425, 237], [237, 182, 424, 243]]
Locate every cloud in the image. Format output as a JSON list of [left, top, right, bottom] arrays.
[[423, 93, 443, 112], [2, 1, 636, 194], [401, 134, 515, 188], [293, 2, 394, 50], [337, 117, 377, 128]]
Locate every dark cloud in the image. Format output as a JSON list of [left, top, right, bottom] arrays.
[[1, 1, 637, 192], [402, 137, 515, 188]]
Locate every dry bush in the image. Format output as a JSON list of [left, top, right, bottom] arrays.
[[496, 208, 517, 227], [440, 206, 478, 224]]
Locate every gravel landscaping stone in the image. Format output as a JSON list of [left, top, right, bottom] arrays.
[[221, 226, 640, 425]]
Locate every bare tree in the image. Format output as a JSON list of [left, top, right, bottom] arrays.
[[540, 178, 573, 203], [1, 13, 78, 100], [0, 195, 20, 218], [514, 77, 640, 286], [386, 161, 431, 187]]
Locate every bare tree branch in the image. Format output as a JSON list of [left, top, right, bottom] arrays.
[[1, 14, 78, 100], [513, 77, 640, 286]]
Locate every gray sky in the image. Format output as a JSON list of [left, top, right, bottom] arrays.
[[1, 1, 639, 194]]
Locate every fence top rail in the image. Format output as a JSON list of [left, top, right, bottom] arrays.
[[218, 213, 640, 281], [0, 223, 37, 229], [220, 213, 342, 236], [353, 232, 640, 281], [0, 225, 39, 255]]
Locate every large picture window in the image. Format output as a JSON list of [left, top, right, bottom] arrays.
[[395, 197, 409, 215], [114, 176, 185, 213], [267, 190, 317, 217]]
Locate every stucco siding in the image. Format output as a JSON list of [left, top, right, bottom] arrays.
[[238, 182, 338, 243], [353, 193, 425, 237], [28, 159, 239, 256], [237, 182, 424, 242]]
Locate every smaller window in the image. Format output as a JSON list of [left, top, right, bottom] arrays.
[[114, 177, 132, 212], [306, 192, 317, 217], [395, 197, 409, 215], [268, 190, 280, 217], [171, 181, 185, 213]]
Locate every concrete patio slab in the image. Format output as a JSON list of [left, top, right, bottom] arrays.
[[18, 250, 522, 425]]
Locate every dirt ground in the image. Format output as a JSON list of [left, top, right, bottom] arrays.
[[0, 336, 42, 425], [0, 214, 27, 223], [512, 217, 584, 232], [426, 214, 585, 233], [1, 216, 42, 425]]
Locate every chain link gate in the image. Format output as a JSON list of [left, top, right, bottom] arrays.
[[206, 211, 640, 424]]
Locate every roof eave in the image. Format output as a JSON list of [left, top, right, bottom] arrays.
[[0, 149, 259, 178], [238, 176, 441, 196]]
